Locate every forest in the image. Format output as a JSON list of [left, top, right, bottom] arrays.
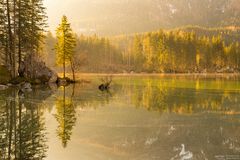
[[1, 0, 240, 85], [0, 0, 47, 84], [45, 26, 240, 74]]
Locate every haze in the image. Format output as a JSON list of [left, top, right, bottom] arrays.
[[44, 0, 240, 35]]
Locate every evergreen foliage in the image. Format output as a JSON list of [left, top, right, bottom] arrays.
[[55, 15, 76, 79], [46, 26, 240, 73], [0, 0, 47, 78]]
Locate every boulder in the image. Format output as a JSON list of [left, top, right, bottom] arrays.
[[20, 54, 56, 84], [49, 72, 58, 83], [22, 82, 32, 89], [20, 82, 32, 92], [0, 85, 8, 90], [7, 83, 13, 87]]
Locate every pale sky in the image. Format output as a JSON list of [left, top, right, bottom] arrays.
[[44, 0, 107, 34], [44, 0, 76, 33]]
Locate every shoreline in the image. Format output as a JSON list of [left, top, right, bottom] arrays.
[[59, 73, 240, 77]]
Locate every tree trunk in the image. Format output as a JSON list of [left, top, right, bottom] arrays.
[[70, 59, 75, 82], [12, 0, 17, 77], [63, 33, 66, 79], [18, 0, 22, 75], [6, 0, 14, 77], [63, 62, 66, 79]]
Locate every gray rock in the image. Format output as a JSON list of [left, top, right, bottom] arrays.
[[49, 72, 58, 83], [7, 83, 13, 87], [0, 85, 8, 90], [21, 83, 32, 92], [20, 54, 56, 83]]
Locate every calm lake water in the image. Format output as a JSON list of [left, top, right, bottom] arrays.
[[1, 75, 240, 160]]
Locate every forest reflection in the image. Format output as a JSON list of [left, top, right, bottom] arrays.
[[0, 86, 51, 160], [70, 76, 240, 115], [119, 77, 240, 114], [0, 76, 240, 159]]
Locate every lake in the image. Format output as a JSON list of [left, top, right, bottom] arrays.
[[0, 75, 240, 160]]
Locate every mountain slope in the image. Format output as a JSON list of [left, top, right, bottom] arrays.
[[46, 0, 240, 35]]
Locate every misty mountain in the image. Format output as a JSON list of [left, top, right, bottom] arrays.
[[46, 0, 240, 35]]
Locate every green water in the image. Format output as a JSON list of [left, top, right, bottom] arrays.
[[0, 75, 240, 160]]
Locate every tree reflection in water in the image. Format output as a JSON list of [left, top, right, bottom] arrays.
[[57, 76, 240, 115], [0, 76, 240, 160], [62, 76, 240, 160], [123, 77, 240, 114], [55, 85, 76, 148], [0, 87, 50, 160]]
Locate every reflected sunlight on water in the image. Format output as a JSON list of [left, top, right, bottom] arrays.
[[0, 75, 240, 160]]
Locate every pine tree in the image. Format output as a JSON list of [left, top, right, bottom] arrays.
[[55, 15, 76, 79], [0, 0, 6, 64], [6, 0, 16, 77], [28, 0, 47, 54], [0, 0, 47, 77]]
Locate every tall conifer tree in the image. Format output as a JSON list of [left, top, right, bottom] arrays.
[[55, 15, 76, 79]]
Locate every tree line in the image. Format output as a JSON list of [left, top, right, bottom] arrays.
[[0, 1, 239, 75], [123, 30, 240, 73], [0, 0, 47, 78], [45, 26, 240, 73], [45, 31, 124, 74]]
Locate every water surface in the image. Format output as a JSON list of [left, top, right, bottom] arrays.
[[0, 75, 240, 160]]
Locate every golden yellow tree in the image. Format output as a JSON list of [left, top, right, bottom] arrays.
[[55, 15, 76, 79]]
